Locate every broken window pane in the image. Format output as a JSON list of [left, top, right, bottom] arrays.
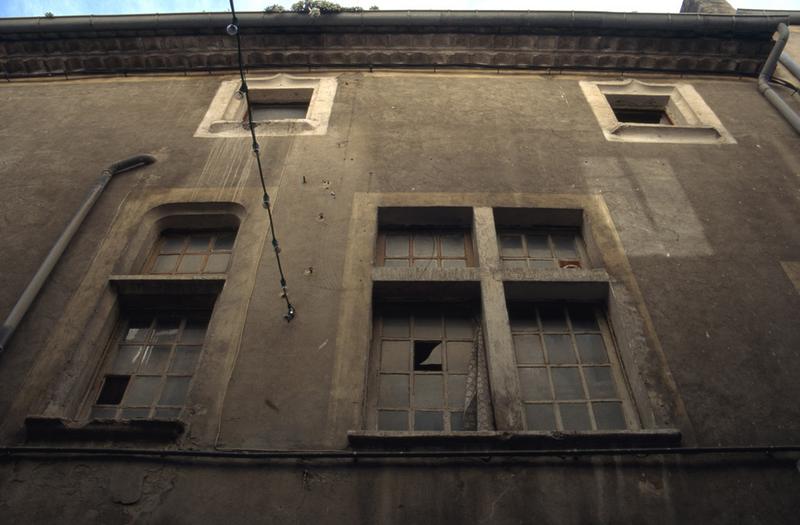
[[97, 376, 130, 405], [414, 341, 443, 371]]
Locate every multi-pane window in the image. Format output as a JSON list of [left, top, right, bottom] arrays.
[[510, 303, 633, 431], [376, 230, 474, 268], [498, 229, 586, 269], [145, 230, 235, 275], [373, 310, 479, 432], [90, 315, 208, 420]]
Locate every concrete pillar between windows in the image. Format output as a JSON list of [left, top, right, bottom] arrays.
[[473, 207, 525, 431]]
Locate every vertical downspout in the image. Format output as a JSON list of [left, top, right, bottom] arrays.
[[758, 23, 800, 135], [0, 155, 155, 356]]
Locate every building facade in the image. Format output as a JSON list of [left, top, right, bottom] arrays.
[[1, 3, 799, 523]]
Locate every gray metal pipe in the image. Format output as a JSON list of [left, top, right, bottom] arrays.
[[779, 52, 800, 81], [0, 155, 155, 356], [758, 23, 800, 135]]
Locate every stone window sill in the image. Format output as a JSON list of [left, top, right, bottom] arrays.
[[348, 429, 681, 450], [25, 415, 185, 442]]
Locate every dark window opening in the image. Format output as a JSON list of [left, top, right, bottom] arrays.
[[414, 341, 444, 371], [611, 107, 672, 125], [97, 375, 130, 405], [250, 103, 309, 121]]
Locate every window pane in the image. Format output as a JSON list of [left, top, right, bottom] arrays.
[[159, 377, 191, 406], [213, 232, 235, 251], [181, 320, 208, 344], [509, 310, 538, 332], [154, 319, 180, 343], [385, 234, 409, 257], [539, 305, 568, 332], [187, 234, 212, 252], [499, 235, 524, 257], [91, 406, 118, 419], [125, 376, 161, 406], [124, 319, 151, 342], [525, 404, 556, 430], [450, 411, 465, 431], [569, 305, 600, 332], [382, 316, 409, 337], [576, 334, 608, 364], [553, 235, 579, 259], [551, 367, 584, 400], [139, 345, 171, 374], [152, 254, 179, 273], [503, 259, 528, 269], [379, 375, 409, 407], [381, 341, 410, 372], [383, 259, 409, 267], [413, 233, 435, 257], [414, 411, 443, 431], [559, 403, 591, 430], [446, 342, 472, 373], [97, 376, 130, 405], [160, 236, 185, 253], [414, 341, 442, 371], [526, 235, 551, 257], [112, 345, 143, 374], [378, 410, 408, 431], [593, 402, 627, 430], [447, 375, 467, 409], [584, 367, 617, 399], [414, 375, 443, 408], [441, 234, 466, 257], [513, 335, 544, 364], [414, 316, 441, 338], [178, 254, 205, 273], [531, 259, 555, 269], [169, 346, 202, 374], [445, 317, 473, 339], [120, 408, 151, 419], [544, 334, 576, 364], [518, 367, 551, 401], [205, 253, 230, 273]]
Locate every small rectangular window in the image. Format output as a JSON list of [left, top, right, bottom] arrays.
[[145, 230, 235, 275], [605, 94, 673, 125], [90, 314, 209, 420], [376, 230, 475, 268], [250, 103, 309, 121], [498, 228, 586, 270]]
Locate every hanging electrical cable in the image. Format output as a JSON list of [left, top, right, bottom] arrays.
[[226, 0, 296, 322]]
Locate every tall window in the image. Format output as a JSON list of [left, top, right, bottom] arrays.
[[376, 230, 474, 268], [145, 230, 235, 275], [90, 314, 208, 420], [510, 303, 633, 431], [371, 308, 490, 432]]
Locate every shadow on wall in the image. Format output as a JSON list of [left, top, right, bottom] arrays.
[[581, 158, 713, 258]]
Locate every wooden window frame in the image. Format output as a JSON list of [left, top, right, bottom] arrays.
[[375, 229, 476, 268], [497, 227, 588, 270], [143, 229, 236, 275]]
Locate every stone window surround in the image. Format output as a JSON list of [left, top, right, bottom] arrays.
[[194, 73, 338, 138], [16, 190, 270, 444], [580, 78, 736, 144], [328, 193, 691, 449]]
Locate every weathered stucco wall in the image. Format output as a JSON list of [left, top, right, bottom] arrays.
[[0, 70, 799, 523]]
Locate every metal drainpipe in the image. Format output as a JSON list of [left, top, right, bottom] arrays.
[[758, 23, 800, 135], [779, 52, 800, 82], [0, 155, 155, 356]]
